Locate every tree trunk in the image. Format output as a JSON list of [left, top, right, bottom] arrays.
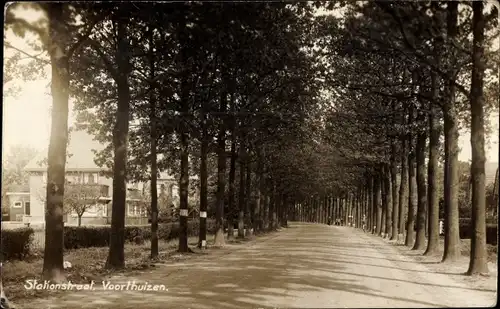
[[339, 198, 343, 225], [282, 195, 288, 227], [360, 189, 364, 229], [276, 193, 283, 227], [320, 196, 324, 224], [148, 27, 159, 259], [332, 198, 336, 223], [106, 16, 130, 270], [442, 1, 461, 263], [413, 128, 428, 250], [41, 3, 69, 282], [367, 177, 373, 232], [346, 196, 350, 226], [365, 185, 369, 230], [257, 157, 265, 232], [245, 158, 252, 236], [405, 136, 416, 247], [384, 164, 392, 238], [177, 12, 190, 253], [398, 137, 408, 241], [424, 72, 441, 256], [336, 198, 340, 224], [237, 143, 245, 239], [319, 197, 323, 223], [326, 196, 330, 225], [227, 135, 236, 240], [177, 103, 190, 252], [374, 176, 382, 235], [381, 177, 386, 236], [262, 178, 269, 230], [467, 1, 488, 275], [198, 103, 208, 248], [268, 182, 275, 231], [390, 139, 399, 240], [253, 154, 262, 234], [214, 91, 227, 247]]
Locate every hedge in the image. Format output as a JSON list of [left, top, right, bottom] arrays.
[[2, 219, 217, 260], [0, 227, 34, 261], [459, 222, 498, 245], [64, 219, 217, 249]]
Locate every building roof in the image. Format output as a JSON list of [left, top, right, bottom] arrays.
[[22, 130, 197, 180], [24, 129, 108, 172]]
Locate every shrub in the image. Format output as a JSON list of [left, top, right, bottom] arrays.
[[2, 220, 218, 258], [64, 226, 110, 249], [156, 219, 216, 241], [124, 226, 150, 242], [459, 222, 498, 245], [1, 227, 34, 261], [63, 219, 217, 249], [486, 224, 498, 246]]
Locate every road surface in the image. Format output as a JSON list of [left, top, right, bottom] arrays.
[[14, 223, 497, 308]]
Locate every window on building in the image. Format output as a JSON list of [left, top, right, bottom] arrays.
[[128, 203, 135, 217], [25, 202, 30, 215], [13, 202, 22, 208], [102, 203, 108, 217], [88, 173, 95, 184], [126, 202, 143, 217], [67, 173, 79, 184], [86, 204, 98, 214], [101, 185, 109, 197]]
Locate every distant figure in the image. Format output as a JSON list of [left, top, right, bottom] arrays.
[[327, 217, 332, 225]]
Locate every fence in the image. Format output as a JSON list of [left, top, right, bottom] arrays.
[[32, 228, 45, 250], [104, 216, 149, 225]]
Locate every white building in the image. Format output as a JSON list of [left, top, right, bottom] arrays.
[[23, 130, 144, 225]]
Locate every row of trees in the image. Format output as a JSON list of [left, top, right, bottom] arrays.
[[4, 2, 323, 282], [3, 1, 496, 284], [294, 1, 497, 276]]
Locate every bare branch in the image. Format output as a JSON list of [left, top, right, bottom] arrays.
[[68, 14, 108, 58], [4, 41, 50, 64]]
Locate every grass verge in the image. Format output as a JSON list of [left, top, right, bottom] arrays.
[[2, 235, 214, 302]]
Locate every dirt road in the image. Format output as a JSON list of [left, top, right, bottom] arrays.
[[14, 223, 497, 308]]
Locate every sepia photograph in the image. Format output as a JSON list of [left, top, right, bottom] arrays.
[[1, 1, 499, 308]]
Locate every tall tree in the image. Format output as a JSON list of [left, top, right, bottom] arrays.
[[102, 8, 133, 269], [441, 1, 461, 263], [5, 2, 104, 281], [467, 0, 489, 276]]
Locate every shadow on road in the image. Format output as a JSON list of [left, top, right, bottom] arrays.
[[14, 223, 497, 309]]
